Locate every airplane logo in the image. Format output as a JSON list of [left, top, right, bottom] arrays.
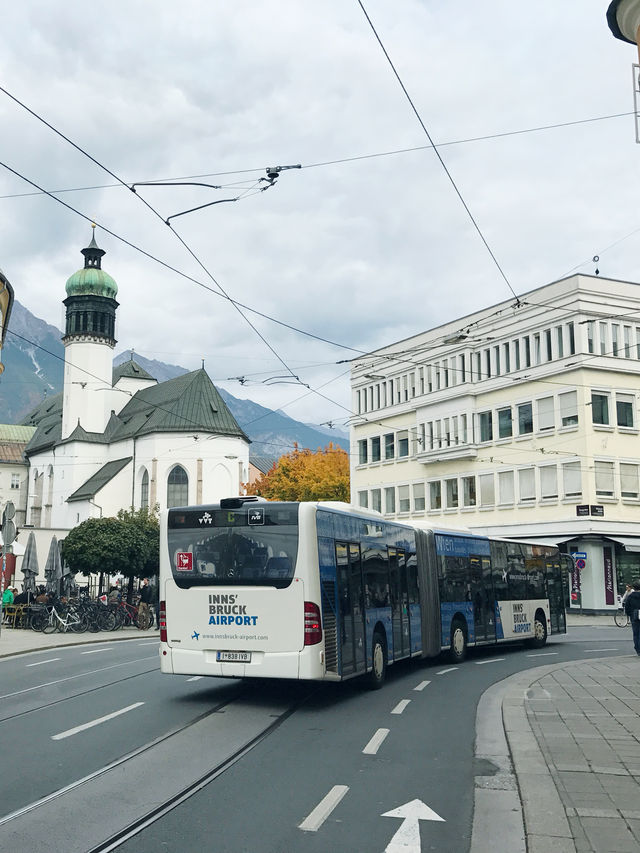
[[192, 630, 200, 640]]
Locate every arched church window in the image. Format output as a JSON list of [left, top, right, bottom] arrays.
[[167, 465, 188, 508], [140, 469, 149, 509]]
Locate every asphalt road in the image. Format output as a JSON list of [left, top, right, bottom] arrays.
[[0, 625, 633, 852]]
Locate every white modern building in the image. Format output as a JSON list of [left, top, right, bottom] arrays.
[[22, 230, 250, 531], [350, 274, 640, 613]]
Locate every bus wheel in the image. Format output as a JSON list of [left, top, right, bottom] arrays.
[[449, 619, 467, 663], [529, 612, 548, 648], [369, 631, 387, 690]]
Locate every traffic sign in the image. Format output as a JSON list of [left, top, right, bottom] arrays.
[[2, 502, 15, 521], [575, 558, 586, 570], [573, 552, 587, 559]]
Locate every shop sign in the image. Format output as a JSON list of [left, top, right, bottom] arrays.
[[603, 546, 615, 606]]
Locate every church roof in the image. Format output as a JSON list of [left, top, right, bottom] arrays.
[[21, 369, 248, 455], [67, 457, 132, 502], [112, 359, 156, 383]]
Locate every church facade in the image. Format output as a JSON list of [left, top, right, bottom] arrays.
[[22, 230, 250, 530]]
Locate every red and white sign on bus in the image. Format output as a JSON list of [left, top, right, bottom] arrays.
[[176, 552, 193, 572]]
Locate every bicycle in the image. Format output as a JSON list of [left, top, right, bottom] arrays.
[[42, 602, 88, 634], [614, 607, 630, 627]]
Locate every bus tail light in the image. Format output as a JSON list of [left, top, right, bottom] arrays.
[[304, 601, 322, 645], [159, 601, 167, 643]]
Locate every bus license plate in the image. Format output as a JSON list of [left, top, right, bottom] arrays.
[[216, 651, 251, 663]]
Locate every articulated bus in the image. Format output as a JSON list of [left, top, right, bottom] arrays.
[[159, 497, 567, 688]]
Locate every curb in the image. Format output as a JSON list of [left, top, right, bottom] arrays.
[[0, 629, 160, 660]]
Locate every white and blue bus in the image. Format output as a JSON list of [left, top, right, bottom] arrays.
[[159, 497, 567, 688]]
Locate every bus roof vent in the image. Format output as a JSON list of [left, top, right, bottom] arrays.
[[220, 496, 268, 509]]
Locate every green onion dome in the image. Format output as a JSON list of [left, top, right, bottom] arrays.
[[65, 229, 118, 299]]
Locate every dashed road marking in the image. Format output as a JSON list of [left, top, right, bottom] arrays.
[[475, 658, 506, 665], [363, 728, 390, 755], [187, 676, 203, 682], [81, 648, 112, 655], [391, 699, 411, 715], [52, 702, 145, 740], [527, 652, 559, 657], [436, 667, 458, 676], [584, 648, 619, 652], [414, 680, 430, 691], [26, 658, 61, 667], [299, 785, 349, 831]]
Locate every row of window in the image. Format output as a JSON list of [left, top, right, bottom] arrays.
[[140, 465, 188, 509], [356, 459, 640, 515], [355, 388, 637, 464], [586, 320, 640, 359], [355, 321, 578, 414]]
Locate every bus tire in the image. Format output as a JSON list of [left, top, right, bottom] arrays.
[[529, 611, 548, 648], [449, 619, 467, 663], [368, 631, 387, 690]]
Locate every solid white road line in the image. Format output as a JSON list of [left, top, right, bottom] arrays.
[[363, 728, 390, 755], [391, 699, 411, 715], [527, 652, 559, 657], [187, 676, 203, 682], [52, 702, 145, 740], [475, 658, 506, 665], [26, 658, 61, 667], [299, 785, 349, 831], [138, 641, 159, 646], [414, 680, 431, 691], [0, 656, 157, 701], [436, 667, 458, 676], [81, 649, 112, 655], [584, 648, 619, 652]]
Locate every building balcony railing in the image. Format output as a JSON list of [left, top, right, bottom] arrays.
[[416, 444, 478, 463]]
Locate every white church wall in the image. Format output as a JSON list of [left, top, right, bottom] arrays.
[[62, 339, 114, 438]]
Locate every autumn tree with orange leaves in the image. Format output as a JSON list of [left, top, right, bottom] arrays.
[[245, 443, 350, 502]]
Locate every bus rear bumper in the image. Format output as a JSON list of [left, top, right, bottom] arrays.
[[160, 644, 326, 680]]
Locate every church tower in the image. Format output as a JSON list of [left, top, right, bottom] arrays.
[[61, 227, 119, 439]]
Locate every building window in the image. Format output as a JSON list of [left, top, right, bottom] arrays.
[[559, 391, 578, 427], [385, 487, 396, 514], [384, 434, 395, 460], [485, 349, 491, 379], [479, 411, 493, 442], [624, 326, 632, 358], [479, 474, 495, 507], [397, 431, 409, 458], [514, 339, 520, 370], [371, 489, 381, 513], [167, 465, 188, 509], [591, 392, 610, 425], [537, 396, 555, 431], [545, 329, 552, 361], [612, 325, 620, 356], [462, 476, 476, 507], [474, 353, 481, 381], [10, 473, 20, 490], [620, 463, 640, 499], [140, 469, 149, 509], [371, 436, 381, 462], [503, 343, 510, 373], [460, 414, 468, 444], [567, 322, 575, 355], [533, 334, 541, 364], [493, 345, 500, 376], [398, 485, 410, 513], [595, 461, 615, 497], [540, 465, 558, 500], [599, 322, 607, 355], [616, 394, 635, 428], [498, 470, 514, 505], [559, 325, 567, 357], [459, 354, 466, 383], [413, 482, 425, 511], [358, 491, 368, 508], [358, 439, 368, 465], [524, 336, 531, 367], [429, 481, 442, 510], [586, 322, 594, 354], [562, 462, 582, 499], [445, 478, 458, 509], [518, 468, 535, 502], [498, 407, 512, 439], [518, 402, 533, 435]]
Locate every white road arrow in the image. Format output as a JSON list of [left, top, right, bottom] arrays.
[[382, 799, 445, 852]]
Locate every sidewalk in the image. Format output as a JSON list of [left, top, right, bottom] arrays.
[[500, 636, 640, 851], [0, 624, 159, 657]]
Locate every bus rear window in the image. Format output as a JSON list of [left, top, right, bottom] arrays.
[[167, 504, 299, 587]]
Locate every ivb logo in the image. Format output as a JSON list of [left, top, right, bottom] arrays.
[[248, 507, 265, 525]]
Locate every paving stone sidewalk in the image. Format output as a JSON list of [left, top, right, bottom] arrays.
[[503, 656, 640, 853], [0, 623, 159, 657]]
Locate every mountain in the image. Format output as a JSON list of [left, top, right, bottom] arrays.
[[5, 300, 349, 456]]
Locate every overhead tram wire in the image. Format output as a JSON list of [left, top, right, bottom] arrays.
[[355, 0, 518, 303], [0, 110, 632, 202], [0, 160, 367, 360]]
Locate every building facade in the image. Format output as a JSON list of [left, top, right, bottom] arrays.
[[22, 231, 250, 532], [350, 274, 640, 612]]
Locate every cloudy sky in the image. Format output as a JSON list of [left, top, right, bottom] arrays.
[[0, 1, 637, 426]]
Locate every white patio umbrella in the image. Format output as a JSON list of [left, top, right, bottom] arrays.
[[44, 535, 63, 596]]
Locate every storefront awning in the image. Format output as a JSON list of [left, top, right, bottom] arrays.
[[606, 536, 640, 553], [519, 535, 577, 545]]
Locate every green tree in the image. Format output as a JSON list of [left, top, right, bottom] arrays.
[[62, 506, 159, 597], [245, 443, 350, 501]]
